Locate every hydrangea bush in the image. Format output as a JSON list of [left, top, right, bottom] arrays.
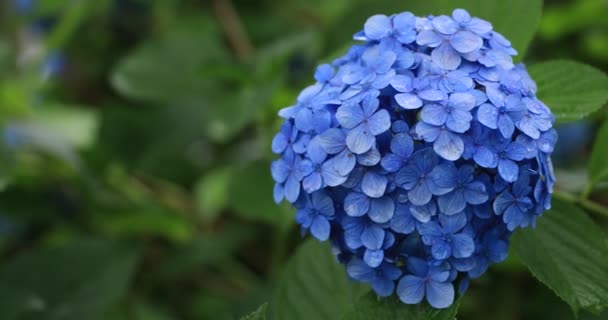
[[271, 8, 556, 309]]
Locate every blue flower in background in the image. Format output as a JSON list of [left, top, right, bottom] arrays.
[[271, 8, 556, 309]]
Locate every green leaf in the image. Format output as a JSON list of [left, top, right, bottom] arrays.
[[270, 240, 366, 320], [335, 0, 541, 60], [588, 121, 608, 187], [341, 293, 459, 320], [511, 197, 608, 315], [528, 60, 608, 121], [227, 160, 291, 225], [0, 239, 139, 320], [110, 16, 228, 103], [241, 303, 268, 320], [194, 167, 232, 223]]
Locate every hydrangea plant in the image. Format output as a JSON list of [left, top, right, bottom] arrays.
[[271, 8, 557, 308]]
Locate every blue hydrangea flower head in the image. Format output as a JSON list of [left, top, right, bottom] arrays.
[[270, 8, 557, 309]]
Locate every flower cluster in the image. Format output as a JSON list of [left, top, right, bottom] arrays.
[[270, 9, 556, 309]]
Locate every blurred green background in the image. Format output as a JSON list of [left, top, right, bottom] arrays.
[[0, 0, 607, 319]]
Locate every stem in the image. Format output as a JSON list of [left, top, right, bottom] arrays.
[[211, 0, 253, 61], [554, 191, 608, 218]]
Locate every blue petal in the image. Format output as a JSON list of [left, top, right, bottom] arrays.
[[369, 196, 395, 223], [321, 160, 348, 187], [284, 176, 301, 203], [395, 93, 423, 109], [426, 281, 454, 309], [421, 103, 448, 126], [390, 74, 413, 92], [477, 103, 498, 129], [357, 147, 381, 166], [344, 192, 370, 217], [361, 171, 388, 198], [270, 159, 289, 182], [273, 183, 284, 204], [314, 64, 334, 82], [336, 102, 365, 129], [310, 216, 330, 241], [361, 224, 385, 250], [473, 146, 498, 168], [361, 95, 380, 117], [438, 190, 466, 215], [431, 240, 451, 260], [330, 149, 357, 176], [312, 191, 335, 216], [364, 249, 384, 268], [295, 208, 314, 227], [295, 108, 315, 132], [271, 132, 289, 154], [407, 257, 430, 276], [431, 43, 461, 70], [450, 30, 482, 53], [371, 275, 395, 297], [446, 109, 472, 133], [429, 162, 458, 193], [302, 172, 323, 193], [451, 234, 475, 258], [368, 110, 391, 135], [417, 30, 443, 47], [440, 213, 467, 233], [451, 9, 471, 24], [346, 125, 375, 154], [414, 122, 441, 142], [410, 202, 436, 223], [418, 89, 446, 101], [392, 133, 414, 158], [397, 275, 425, 304], [434, 130, 464, 161], [432, 15, 458, 35], [316, 128, 346, 154], [498, 159, 519, 182], [381, 153, 404, 172], [468, 18, 492, 35], [408, 182, 433, 206], [464, 181, 488, 205], [306, 139, 327, 163], [390, 205, 416, 234], [493, 190, 515, 215], [346, 258, 374, 281], [497, 114, 515, 138], [364, 14, 391, 40], [418, 220, 443, 239]]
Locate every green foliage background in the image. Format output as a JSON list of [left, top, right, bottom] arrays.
[[0, 0, 607, 319]]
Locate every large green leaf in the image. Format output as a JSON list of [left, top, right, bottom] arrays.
[[0, 239, 139, 320], [334, 0, 542, 60], [528, 60, 608, 121], [270, 240, 366, 320], [511, 197, 608, 315], [588, 121, 608, 187], [241, 303, 268, 320], [341, 293, 459, 320]]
